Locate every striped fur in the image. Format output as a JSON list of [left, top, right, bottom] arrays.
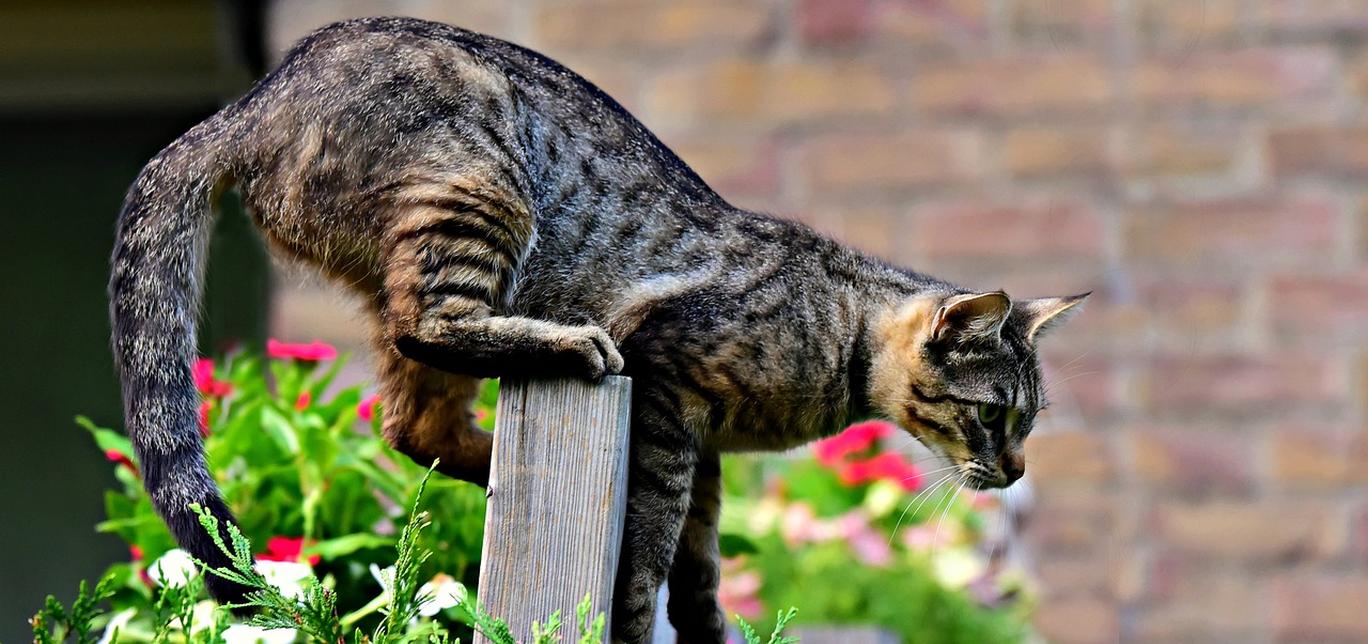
[[109, 18, 1086, 643]]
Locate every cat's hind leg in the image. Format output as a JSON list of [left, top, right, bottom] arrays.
[[374, 345, 493, 486], [613, 386, 700, 643], [666, 451, 726, 644], [380, 196, 623, 381]]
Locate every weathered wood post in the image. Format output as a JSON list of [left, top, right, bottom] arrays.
[[475, 376, 633, 641]]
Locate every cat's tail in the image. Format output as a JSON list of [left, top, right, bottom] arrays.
[[109, 112, 250, 604]]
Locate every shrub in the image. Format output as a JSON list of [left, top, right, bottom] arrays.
[[39, 346, 1030, 642]]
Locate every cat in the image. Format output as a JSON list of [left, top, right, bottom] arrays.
[[109, 16, 1087, 643]]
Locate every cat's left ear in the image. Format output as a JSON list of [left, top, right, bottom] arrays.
[[1018, 292, 1091, 342]]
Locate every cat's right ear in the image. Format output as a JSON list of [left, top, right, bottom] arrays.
[[930, 292, 1011, 344]]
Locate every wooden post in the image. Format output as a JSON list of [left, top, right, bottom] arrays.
[[476, 376, 633, 642]]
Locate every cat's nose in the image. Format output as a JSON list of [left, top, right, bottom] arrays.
[[1000, 451, 1025, 484]]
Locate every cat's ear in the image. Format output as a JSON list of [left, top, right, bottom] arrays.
[[1019, 292, 1091, 341], [931, 292, 1012, 344]]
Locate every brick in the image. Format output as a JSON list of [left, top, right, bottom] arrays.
[[1035, 552, 1115, 598], [1135, 48, 1337, 109], [799, 130, 981, 193], [1154, 501, 1339, 562], [1131, 429, 1255, 496], [643, 59, 896, 126], [1002, 127, 1111, 179], [1025, 430, 1114, 486], [1122, 122, 1243, 178], [868, 0, 989, 50], [1271, 127, 1368, 179], [1139, 354, 1344, 418], [1137, 279, 1245, 337], [667, 135, 779, 200], [826, 207, 903, 261], [1040, 354, 1121, 418], [1025, 487, 1115, 554], [797, 0, 871, 45], [1139, 0, 1242, 47], [1032, 596, 1118, 644], [1255, 0, 1368, 35], [1354, 503, 1368, 561], [1269, 426, 1367, 488], [910, 198, 1104, 261], [1136, 564, 1270, 640], [911, 54, 1112, 116], [532, 2, 770, 52], [1269, 272, 1368, 347], [1273, 576, 1368, 641], [1009, 0, 1114, 44], [1123, 197, 1339, 272]]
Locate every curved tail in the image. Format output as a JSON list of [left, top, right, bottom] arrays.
[[109, 117, 249, 603]]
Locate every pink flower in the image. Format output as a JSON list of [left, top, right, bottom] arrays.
[[192, 358, 232, 397], [258, 536, 320, 565], [357, 395, 381, 422], [812, 420, 895, 466], [105, 449, 138, 476], [475, 408, 490, 423], [198, 401, 212, 437], [129, 545, 143, 561], [294, 391, 312, 411], [267, 339, 338, 362], [779, 502, 820, 545], [718, 570, 763, 620], [837, 511, 893, 566]]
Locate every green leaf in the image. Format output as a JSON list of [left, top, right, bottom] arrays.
[[305, 533, 394, 560], [719, 533, 760, 557]]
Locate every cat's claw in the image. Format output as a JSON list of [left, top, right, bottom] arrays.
[[566, 325, 624, 381]]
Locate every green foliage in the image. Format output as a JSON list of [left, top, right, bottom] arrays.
[[719, 422, 1036, 643], [45, 348, 1028, 643], [31, 574, 119, 644], [738, 608, 799, 644]]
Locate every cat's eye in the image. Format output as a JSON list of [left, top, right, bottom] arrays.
[[977, 403, 1006, 429]]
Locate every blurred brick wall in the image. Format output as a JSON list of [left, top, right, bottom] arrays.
[[268, 2, 1368, 642]]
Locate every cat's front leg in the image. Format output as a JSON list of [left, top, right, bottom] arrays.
[[667, 451, 726, 644], [381, 202, 624, 380], [613, 388, 699, 643]]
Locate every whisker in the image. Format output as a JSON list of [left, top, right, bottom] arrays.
[[889, 470, 961, 546], [932, 477, 970, 560]]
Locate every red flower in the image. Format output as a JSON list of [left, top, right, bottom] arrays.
[[198, 401, 213, 437], [357, 394, 381, 422], [267, 339, 338, 362], [294, 391, 312, 411], [838, 452, 923, 491], [812, 421, 895, 466], [129, 545, 144, 561], [105, 449, 138, 476], [258, 536, 320, 565], [192, 358, 232, 397]]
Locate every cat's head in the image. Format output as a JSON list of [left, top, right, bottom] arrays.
[[869, 290, 1088, 489]]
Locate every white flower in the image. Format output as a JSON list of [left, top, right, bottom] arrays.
[[255, 559, 313, 599], [369, 563, 395, 600], [148, 549, 198, 587], [416, 574, 465, 617], [932, 547, 986, 589], [97, 608, 137, 644], [221, 624, 298, 644]]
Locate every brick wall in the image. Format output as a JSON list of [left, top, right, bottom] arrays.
[[268, 2, 1368, 642]]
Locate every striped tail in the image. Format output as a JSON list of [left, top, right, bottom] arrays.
[[108, 117, 249, 604]]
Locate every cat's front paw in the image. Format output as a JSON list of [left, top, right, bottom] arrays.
[[558, 325, 624, 381]]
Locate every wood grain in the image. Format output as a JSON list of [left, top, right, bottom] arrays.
[[476, 376, 633, 642]]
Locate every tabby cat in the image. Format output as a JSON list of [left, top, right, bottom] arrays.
[[110, 17, 1086, 643]]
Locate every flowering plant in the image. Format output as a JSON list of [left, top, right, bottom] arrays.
[[718, 421, 1037, 643], [49, 345, 498, 642], [40, 343, 1022, 643]]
